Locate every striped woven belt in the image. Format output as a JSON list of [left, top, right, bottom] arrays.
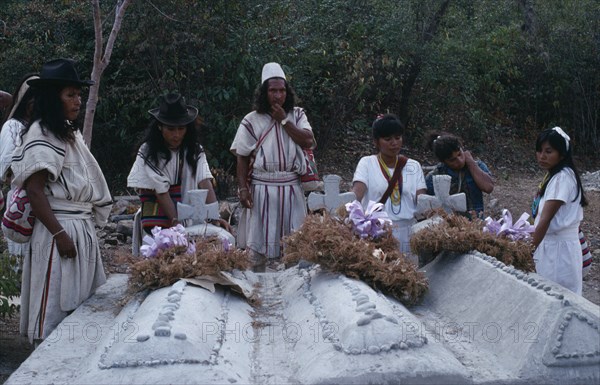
[[251, 171, 300, 186]]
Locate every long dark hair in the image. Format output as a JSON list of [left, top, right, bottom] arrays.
[[2, 73, 38, 126], [22, 85, 78, 142], [253, 78, 296, 114], [425, 131, 463, 162], [140, 119, 202, 174], [536, 128, 587, 207]]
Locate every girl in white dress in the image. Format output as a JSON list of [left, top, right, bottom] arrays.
[[352, 114, 426, 260], [532, 127, 587, 295]]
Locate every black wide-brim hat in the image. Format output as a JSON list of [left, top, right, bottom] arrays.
[[27, 58, 94, 88], [148, 93, 198, 126]]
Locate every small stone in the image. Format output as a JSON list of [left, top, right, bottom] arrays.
[[174, 332, 187, 340], [357, 316, 371, 326], [155, 327, 171, 337], [136, 334, 150, 342], [355, 294, 369, 302], [370, 312, 384, 320], [399, 342, 408, 350], [152, 321, 170, 330], [357, 302, 377, 312], [367, 346, 381, 354]]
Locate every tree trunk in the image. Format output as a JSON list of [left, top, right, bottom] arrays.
[[398, 0, 451, 126], [517, 0, 536, 36], [83, 0, 133, 147]]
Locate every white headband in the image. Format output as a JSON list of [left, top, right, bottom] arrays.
[[552, 126, 570, 151]]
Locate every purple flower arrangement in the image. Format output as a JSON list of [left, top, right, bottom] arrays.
[[140, 224, 196, 258], [345, 200, 392, 239], [483, 209, 535, 241]]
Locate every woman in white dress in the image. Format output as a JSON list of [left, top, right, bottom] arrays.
[[12, 59, 113, 343], [532, 127, 587, 295], [0, 73, 39, 256], [352, 114, 426, 260]]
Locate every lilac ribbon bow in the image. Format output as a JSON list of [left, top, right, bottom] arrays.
[[345, 200, 392, 239], [140, 224, 196, 259], [483, 209, 535, 241]]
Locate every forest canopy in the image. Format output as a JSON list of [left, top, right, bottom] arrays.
[[0, 0, 598, 193]]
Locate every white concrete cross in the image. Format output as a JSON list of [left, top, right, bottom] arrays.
[[416, 174, 467, 216], [177, 189, 220, 224], [307, 174, 356, 214]]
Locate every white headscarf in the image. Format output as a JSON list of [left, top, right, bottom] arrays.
[[7, 75, 39, 120]]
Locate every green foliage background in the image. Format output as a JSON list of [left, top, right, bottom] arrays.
[[0, 0, 598, 193]]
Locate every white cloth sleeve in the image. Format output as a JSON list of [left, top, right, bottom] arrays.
[[126, 144, 171, 194], [544, 170, 576, 203], [352, 156, 370, 185], [11, 121, 66, 187]]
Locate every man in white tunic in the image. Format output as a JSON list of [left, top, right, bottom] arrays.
[[230, 63, 314, 271]]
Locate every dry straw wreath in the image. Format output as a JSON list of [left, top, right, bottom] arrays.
[[283, 213, 428, 307]]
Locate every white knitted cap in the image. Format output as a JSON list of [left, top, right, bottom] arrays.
[[261, 62, 286, 84]]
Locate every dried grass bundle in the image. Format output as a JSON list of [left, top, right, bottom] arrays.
[[283, 213, 428, 306], [129, 236, 250, 292], [410, 214, 535, 272]]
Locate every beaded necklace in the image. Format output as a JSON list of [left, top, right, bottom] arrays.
[[377, 154, 402, 214], [531, 172, 549, 219]]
